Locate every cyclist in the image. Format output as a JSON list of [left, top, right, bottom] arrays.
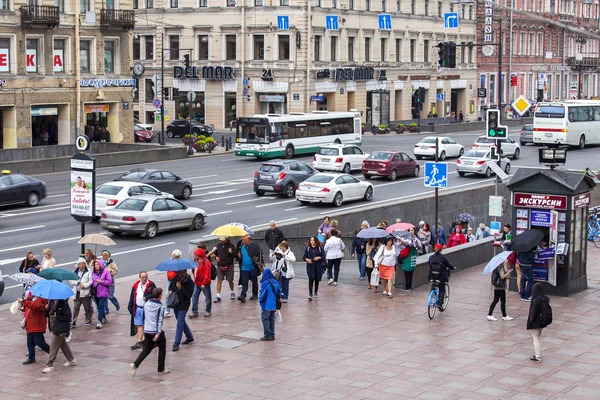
[[428, 244, 456, 311]]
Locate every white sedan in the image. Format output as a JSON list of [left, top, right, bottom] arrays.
[[296, 173, 374, 207], [95, 181, 173, 218], [413, 136, 464, 160]]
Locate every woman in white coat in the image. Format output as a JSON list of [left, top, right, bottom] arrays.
[[270, 241, 296, 303], [324, 229, 345, 286]]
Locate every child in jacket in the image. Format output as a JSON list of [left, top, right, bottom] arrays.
[[258, 268, 281, 341]]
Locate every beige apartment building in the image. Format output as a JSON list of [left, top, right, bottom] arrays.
[[0, 0, 135, 149], [133, 0, 478, 130]]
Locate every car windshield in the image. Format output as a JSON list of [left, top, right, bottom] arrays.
[[463, 150, 488, 158], [317, 147, 339, 156], [120, 171, 147, 180], [305, 175, 334, 184], [96, 185, 123, 195], [259, 164, 284, 173], [116, 198, 147, 211], [535, 106, 565, 118], [368, 152, 392, 160], [419, 138, 436, 144], [523, 125, 533, 131]]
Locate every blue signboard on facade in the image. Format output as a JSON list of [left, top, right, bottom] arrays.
[[277, 16, 289, 30], [378, 14, 392, 30], [531, 210, 551, 227], [326, 15, 339, 30], [444, 12, 459, 28]]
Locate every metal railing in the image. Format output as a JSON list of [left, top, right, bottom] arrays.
[[100, 9, 135, 30], [20, 5, 60, 26]]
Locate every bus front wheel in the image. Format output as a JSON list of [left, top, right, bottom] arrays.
[[285, 145, 295, 159], [579, 135, 586, 150]]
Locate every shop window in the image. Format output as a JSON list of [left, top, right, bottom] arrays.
[[226, 35, 236, 60], [104, 40, 115, 73], [26, 38, 39, 74], [80, 40, 90, 73], [380, 38, 386, 62], [170, 0, 178, 7], [314, 35, 321, 61], [145, 78, 155, 103], [364, 37, 370, 62], [145, 35, 154, 60], [169, 35, 179, 60], [80, 0, 91, 12], [348, 36, 354, 61], [53, 39, 66, 73], [330, 36, 337, 62], [133, 37, 140, 60], [278, 35, 289, 60], [253, 35, 264, 60], [198, 35, 209, 60]]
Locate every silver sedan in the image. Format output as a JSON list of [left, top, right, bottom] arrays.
[[100, 195, 207, 239], [456, 149, 511, 178]]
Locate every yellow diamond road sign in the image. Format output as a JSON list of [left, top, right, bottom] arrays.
[[512, 95, 531, 116]]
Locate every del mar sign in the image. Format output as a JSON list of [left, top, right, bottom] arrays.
[[173, 66, 235, 81]]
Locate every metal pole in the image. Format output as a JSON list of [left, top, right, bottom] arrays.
[[160, 31, 165, 145], [80, 222, 85, 255], [508, 0, 514, 104], [497, 18, 502, 183], [75, 0, 81, 137], [433, 136, 439, 246]]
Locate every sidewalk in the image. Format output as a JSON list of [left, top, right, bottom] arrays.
[[0, 247, 598, 399]]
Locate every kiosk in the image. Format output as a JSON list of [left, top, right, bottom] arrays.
[[507, 168, 595, 296]]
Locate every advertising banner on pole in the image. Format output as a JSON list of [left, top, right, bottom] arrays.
[[70, 170, 93, 218]]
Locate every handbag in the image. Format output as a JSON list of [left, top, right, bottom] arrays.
[[20, 309, 29, 330], [268, 282, 282, 310], [166, 292, 179, 309], [370, 268, 380, 287], [90, 284, 97, 298]]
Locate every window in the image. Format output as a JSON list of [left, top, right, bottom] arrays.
[[528, 33, 534, 56], [170, 0, 178, 7], [411, 0, 415, 14], [104, 40, 115, 73], [537, 33, 543, 56], [314, 35, 321, 61], [169, 35, 180, 60], [424, 0, 428, 15], [380, 38, 386, 61], [460, 41, 465, 64], [365, 0, 369, 10], [255, 0, 263, 5], [278, 35, 289, 60], [280, 0, 289, 4], [145, 35, 154, 60], [145, 79, 155, 103], [410, 38, 415, 62], [226, 35, 236, 60], [0, 0, 8, 9], [381, 0, 385, 11], [438, 1, 441, 17], [199, 0, 207, 5], [133, 0, 138, 8], [349, 0, 354, 9], [468, 45, 473, 63], [198, 35, 208, 60], [364, 37, 370, 61], [348, 36, 354, 61], [468, 5, 472, 19], [133, 37, 140, 60], [520, 33, 526, 55], [80, 40, 90, 73], [395, 38, 401, 62], [332, 0, 336, 8], [55, 0, 65, 13], [314, 0, 320, 6], [145, 0, 153, 8], [331, 36, 337, 61], [253, 35, 264, 60], [80, 0, 91, 12], [0, 38, 10, 73], [53, 39, 65, 73], [423, 39, 429, 62]]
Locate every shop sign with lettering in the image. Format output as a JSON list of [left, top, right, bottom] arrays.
[[513, 192, 568, 210], [80, 79, 136, 88], [573, 192, 591, 208], [0, 47, 8, 72], [334, 67, 386, 82], [53, 49, 64, 72], [173, 66, 235, 81]]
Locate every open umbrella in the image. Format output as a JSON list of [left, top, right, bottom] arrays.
[[78, 233, 117, 254], [229, 222, 255, 235], [211, 224, 251, 237], [391, 230, 422, 248], [454, 213, 476, 222], [357, 227, 390, 239], [155, 258, 197, 272], [483, 251, 513, 275], [9, 273, 44, 287], [29, 280, 74, 300], [511, 229, 545, 252], [386, 222, 415, 233], [38, 268, 80, 282]]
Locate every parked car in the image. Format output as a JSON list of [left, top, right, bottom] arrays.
[[0, 268, 4, 297], [472, 135, 521, 159], [134, 125, 154, 142], [254, 160, 318, 198], [296, 173, 374, 207], [115, 169, 193, 199], [362, 151, 420, 180], [313, 144, 369, 174], [166, 120, 213, 138], [100, 195, 207, 239], [94, 181, 173, 218], [456, 149, 511, 178], [520, 124, 534, 145], [413, 136, 464, 160], [0, 171, 46, 207], [134, 119, 153, 132]]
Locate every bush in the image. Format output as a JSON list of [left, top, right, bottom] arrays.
[[206, 136, 215, 143], [377, 124, 390, 134], [361, 124, 367, 133], [395, 124, 406, 133], [408, 123, 420, 133]]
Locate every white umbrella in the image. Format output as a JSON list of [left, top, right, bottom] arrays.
[[77, 233, 116, 254], [482, 251, 512, 275], [9, 273, 44, 287]]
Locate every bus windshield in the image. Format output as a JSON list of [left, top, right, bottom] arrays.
[[237, 122, 270, 144], [535, 106, 565, 118]]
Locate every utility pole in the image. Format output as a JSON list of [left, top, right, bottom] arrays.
[[160, 32, 165, 145], [433, 136, 439, 247], [496, 17, 503, 184]]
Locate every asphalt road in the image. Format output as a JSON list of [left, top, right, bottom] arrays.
[[0, 130, 596, 304]]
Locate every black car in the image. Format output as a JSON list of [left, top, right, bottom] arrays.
[[166, 120, 213, 138], [0, 172, 47, 207], [254, 160, 318, 198], [115, 169, 193, 199]]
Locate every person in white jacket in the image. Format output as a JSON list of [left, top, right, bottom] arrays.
[[270, 241, 296, 303], [70, 257, 93, 328], [324, 229, 345, 286], [374, 237, 400, 298]]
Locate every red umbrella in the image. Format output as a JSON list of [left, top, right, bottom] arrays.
[[386, 222, 415, 233]]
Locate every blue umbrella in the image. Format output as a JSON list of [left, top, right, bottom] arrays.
[[483, 251, 513, 275], [230, 222, 255, 235], [30, 280, 74, 300], [357, 227, 390, 239], [155, 258, 197, 272]]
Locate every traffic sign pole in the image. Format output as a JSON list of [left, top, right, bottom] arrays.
[[434, 137, 439, 246]]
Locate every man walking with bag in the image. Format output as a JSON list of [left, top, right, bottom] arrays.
[[213, 237, 237, 303], [237, 234, 262, 303], [70, 257, 92, 328], [128, 271, 156, 350]]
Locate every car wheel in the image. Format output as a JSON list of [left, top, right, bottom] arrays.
[[579, 135, 586, 150], [363, 174, 372, 180], [415, 155, 422, 160], [343, 163, 351, 174], [520, 141, 525, 146], [181, 186, 192, 200], [190, 214, 204, 231], [110, 231, 123, 236], [166, 130, 174, 138], [255, 190, 265, 196], [284, 145, 295, 159], [504, 164, 511, 174], [485, 168, 492, 178], [192, 129, 201, 136], [439, 150, 446, 161], [364, 186, 373, 201], [413, 166, 420, 177], [334, 139, 341, 144], [284, 183, 295, 198], [513, 148, 520, 159], [142, 222, 158, 239], [458, 171, 466, 177], [26, 192, 39, 207], [299, 200, 310, 205], [333, 192, 343, 207], [389, 169, 397, 181]]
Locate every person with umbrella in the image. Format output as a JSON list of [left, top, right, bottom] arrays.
[[518, 247, 536, 302], [101, 250, 120, 314], [128, 271, 156, 350], [399, 229, 419, 291], [91, 260, 112, 329], [365, 238, 382, 292], [70, 258, 93, 328], [486, 257, 513, 322], [18, 293, 50, 365], [351, 221, 370, 281]]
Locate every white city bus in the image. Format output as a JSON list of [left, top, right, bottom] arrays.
[[235, 111, 362, 158], [533, 100, 600, 149]]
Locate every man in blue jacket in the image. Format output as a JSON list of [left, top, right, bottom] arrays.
[[258, 268, 281, 341]]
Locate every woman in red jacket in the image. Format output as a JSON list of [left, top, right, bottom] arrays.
[[19, 295, 50, 365], [446, 225, 467, 248]]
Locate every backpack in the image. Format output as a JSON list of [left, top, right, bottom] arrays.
[[491, 266, 505, 288], [539, 297, 553, 327], [210, 262, 217, 280], [430, 261, 443, 281]]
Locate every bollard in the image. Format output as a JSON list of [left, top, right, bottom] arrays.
[[187, 141, 195, 156], [225, 138, 230, 151], [208, 142, 213, 153], [221, 135, 225, 148]]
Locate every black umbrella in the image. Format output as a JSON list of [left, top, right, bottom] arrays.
[[454, 213, 476, 222], [511, 229, 545, 252]]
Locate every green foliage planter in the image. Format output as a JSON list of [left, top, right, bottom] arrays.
[[377, 124, 390, 134], [361, 124, 367, 134], [394, 124, 407, 134], [408, 123, 420, 133], [182, 134, 196, 145], [193, 136, 215, 152]]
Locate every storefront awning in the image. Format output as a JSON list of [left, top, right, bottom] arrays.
[[252, 81, 288, 93], [173, 79, 206, 92], [451, 80, 467, 89], [315, 82, 338, 93], [366, 81, 387, 91], [411, 81, 430, 90]]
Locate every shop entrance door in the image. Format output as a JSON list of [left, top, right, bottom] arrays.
[[224, 93, 237, 129]]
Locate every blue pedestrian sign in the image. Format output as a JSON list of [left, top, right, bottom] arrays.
[[424, 162, 448, 188], [378, 14, 392, 30], [326, 15, 339, 30], [277, 15, 289, 30], [437, 93, 444, 101], [153, 98, 161, 109], [242, 77, 248, 86], [444, 12, 459, 28]]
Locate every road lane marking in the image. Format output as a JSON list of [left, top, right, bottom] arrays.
[[226, 197, 274, 205], [285, 205, 308, 211], [96, 171, 127, 176], [202, 193, 253, 202], [0, 206, 70, 218], [186, 174, 218, 180], [207, 210, 233, 216], [3, 202, 70, 212], [0, 257, 27, 267], [255, 199, 297, 208], [193, 179, 253, 190], [190, 189, 237, 198], [0, 225, 46, 235], [46, 194, 67, 198], [0, 236, 80, 253]]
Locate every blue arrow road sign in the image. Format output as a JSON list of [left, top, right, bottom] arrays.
[[378, 14, 392, 30], [424, 162, 448, 188], [326, 15, 339, 30], [444, 12, 459, 28], [277, 15, 289, 30], [437, 93, 444, 101]]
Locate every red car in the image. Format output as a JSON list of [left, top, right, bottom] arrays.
[[362, 151, 420, 180], [134, 125, 153, 142]]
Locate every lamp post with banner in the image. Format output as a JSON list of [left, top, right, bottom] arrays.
[[71, 135, 96, 255]]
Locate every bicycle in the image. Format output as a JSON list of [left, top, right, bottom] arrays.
[[427, 279, 450, 319], [588, 206, 600, 249]]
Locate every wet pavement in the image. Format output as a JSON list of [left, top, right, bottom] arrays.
[[0, 245, 599, 400]]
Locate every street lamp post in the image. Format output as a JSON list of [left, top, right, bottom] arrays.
[[575, 33, 587, 100]]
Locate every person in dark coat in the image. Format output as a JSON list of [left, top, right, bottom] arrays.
[[43, 299, 75, 373], [518, 247, 536, 301], [527, 283, 549, 363], [428, 244, 456, 311], [265, 221, 286, 251], [19, 251, 40, 273], [127, 271, 156, 349], [303, 236, 324, 300], [351, 224, 368, 280], [169, 270, 194, 351]]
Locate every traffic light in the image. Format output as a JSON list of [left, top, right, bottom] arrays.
[[447, 42, 456, 68], [511, 75, 517, 87], [486, 109, 500, 138], [438, 42, 447, 67], [495, 126, 507, 139], [163, 87, 169, 100], [183, 54, 190, 68]]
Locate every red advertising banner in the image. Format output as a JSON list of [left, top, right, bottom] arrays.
[[573, 192, 591, 208], [513, 192, 568, 210]]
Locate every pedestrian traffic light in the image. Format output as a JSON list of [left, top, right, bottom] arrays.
[[183, 54, 190, 68], [162, 87, 169, 99], [447, 42, 457, 68], [486, 109, 500, 138], [438, 42, 448, 68]]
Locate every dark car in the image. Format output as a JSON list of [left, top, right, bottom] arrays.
[[0, 172, 47, 207], [520, 124, 533, 145], [134, 125, 153, 142], [115, 169, 193, 199], [362, 151, 420, 180], [254, 160, 318, 198], [166, 120, 213, 138]]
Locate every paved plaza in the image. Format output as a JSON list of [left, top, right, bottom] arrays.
[[0, 246, 599, 400]]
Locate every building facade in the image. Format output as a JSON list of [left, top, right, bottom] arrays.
[[0, 0, 135, 149], [133, 0, 478, 131], [476, 0, 600, 115]]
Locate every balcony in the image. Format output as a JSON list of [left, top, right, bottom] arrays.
[[20, 5, 60, 29], [100, 9, 135, 31]]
